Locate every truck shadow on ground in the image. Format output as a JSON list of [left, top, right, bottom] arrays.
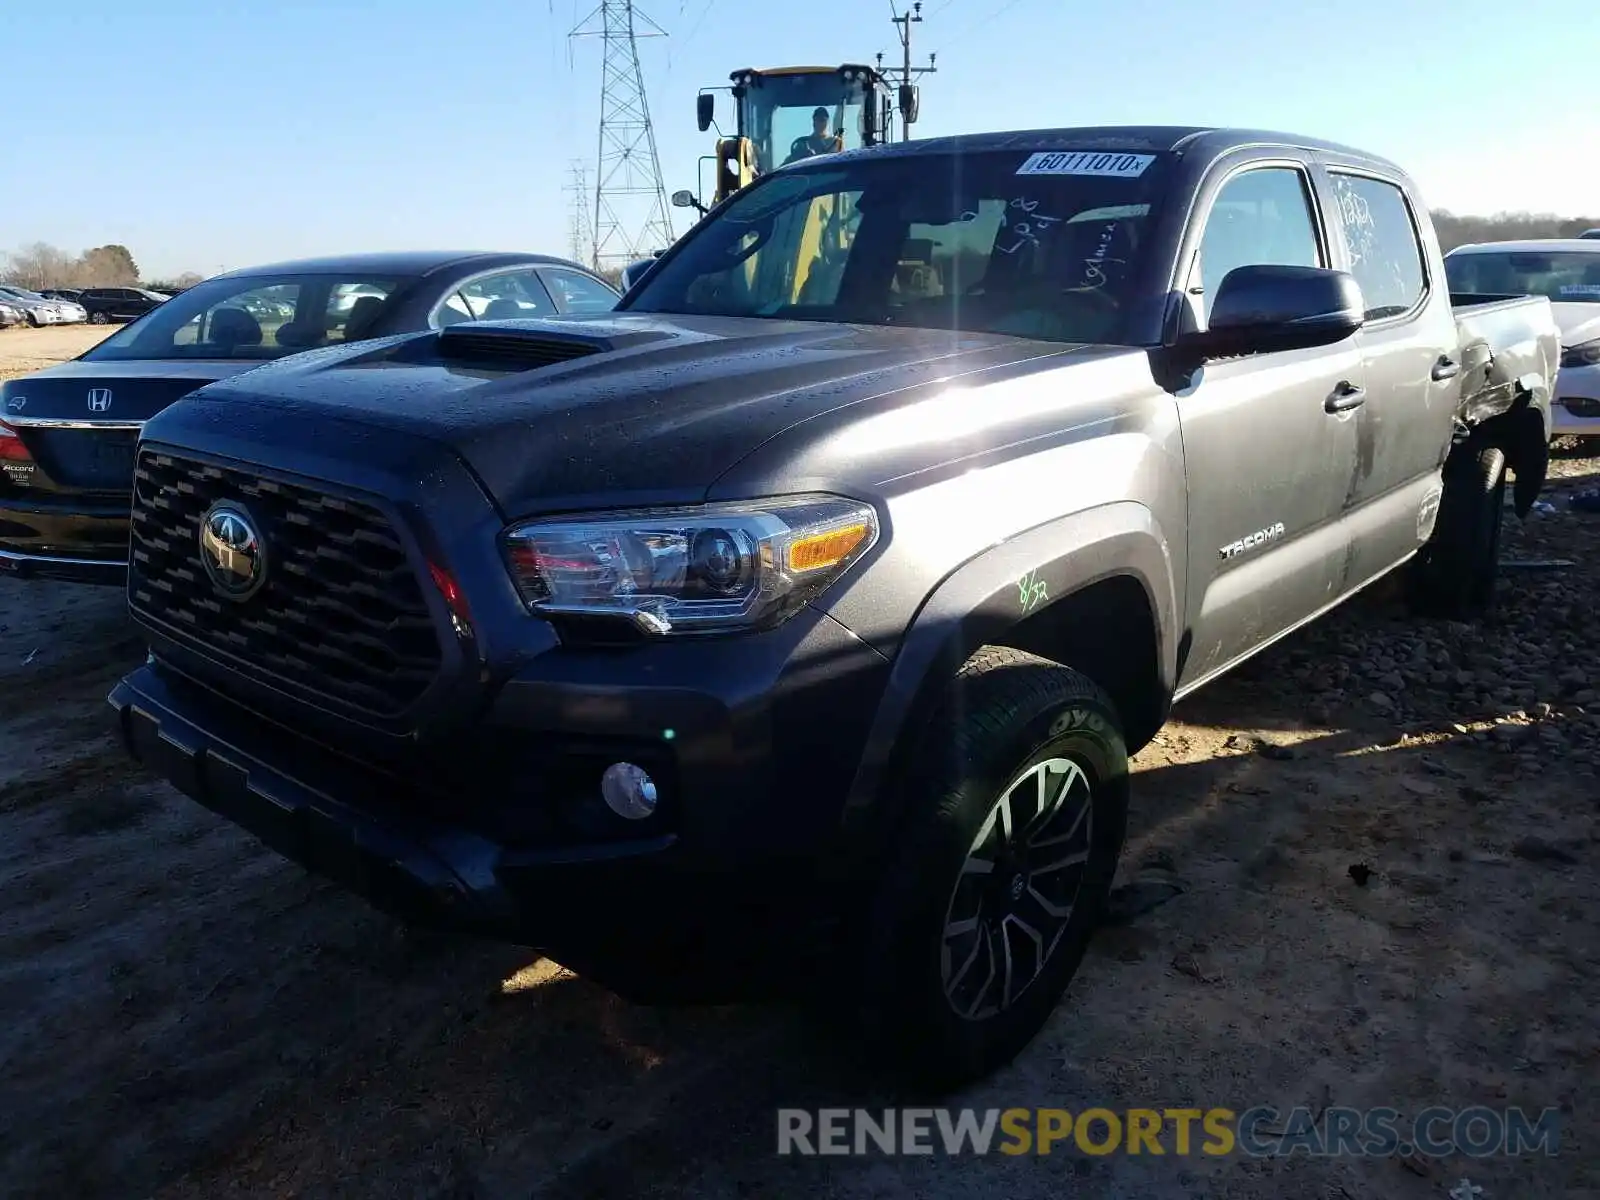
[[89, 669, 1591, 1200]]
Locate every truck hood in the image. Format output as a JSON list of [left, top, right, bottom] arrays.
[[1, 357, 269, 423], [1551, 303, 1600, 347], [159, 314, 1093, 513]]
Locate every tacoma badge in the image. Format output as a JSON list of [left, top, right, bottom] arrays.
[[1219, 522, 1285, 560]]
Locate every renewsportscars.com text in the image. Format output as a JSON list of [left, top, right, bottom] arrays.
[[776, 1106, 1562, 1158]]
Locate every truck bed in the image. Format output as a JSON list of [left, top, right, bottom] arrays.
[[1450, 291, 1560, 428]]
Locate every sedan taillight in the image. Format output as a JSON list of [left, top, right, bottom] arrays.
[[0, 420, 33, 462]]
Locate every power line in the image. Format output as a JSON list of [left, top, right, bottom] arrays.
[[937, 0, 1026, 50], [676, 0, 717, 57]]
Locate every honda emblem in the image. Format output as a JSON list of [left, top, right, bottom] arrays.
[[87, 388, 113, 412]]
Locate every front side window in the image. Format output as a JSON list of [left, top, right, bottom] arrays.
[[1192, 166, 1323, 325], [1329, 173, 1427, 320], [80, 274, 415, 361], [1445, 250, 1600, 303], [627, 149, 1173, 345]]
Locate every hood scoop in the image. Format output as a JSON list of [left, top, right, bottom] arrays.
[[435, 320, 679, 371]]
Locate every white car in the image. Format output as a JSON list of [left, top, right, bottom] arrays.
[[1445, 239, 1600, 442], [0, 286, 71, 326]]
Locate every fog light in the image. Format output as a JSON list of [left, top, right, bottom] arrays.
[[600, 762, 658, 820]]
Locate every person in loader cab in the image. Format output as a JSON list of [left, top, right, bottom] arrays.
[[784, 106, 843, 165]]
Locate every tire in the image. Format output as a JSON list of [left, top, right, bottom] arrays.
[[25, 312, 40, 327], [88, 311, 109, 325], [1407, 443, 1506, 620], [850, 646, 1130, 1092]]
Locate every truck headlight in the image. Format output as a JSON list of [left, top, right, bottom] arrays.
[[1561, 338, 1600, 369], [502, 494, 879, 635]]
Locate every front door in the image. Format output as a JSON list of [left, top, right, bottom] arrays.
[[1173, 161, 1364, 691]]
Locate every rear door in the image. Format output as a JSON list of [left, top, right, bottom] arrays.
[[1172, 155, 1365, 691], [114, 289, 148, 320], [1315, 164, 1457, 585]]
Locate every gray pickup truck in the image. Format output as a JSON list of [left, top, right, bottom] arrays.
[[107, 125, 1559, 1090]]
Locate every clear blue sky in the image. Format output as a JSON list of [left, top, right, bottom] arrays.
[[2, 0, 1592, 279]]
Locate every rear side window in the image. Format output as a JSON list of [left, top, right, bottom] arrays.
[[1329, 174, 1426, 320], [541, 268, 619, 314]]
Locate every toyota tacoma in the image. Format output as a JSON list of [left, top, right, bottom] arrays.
[[107, 126, 1559, 1089]]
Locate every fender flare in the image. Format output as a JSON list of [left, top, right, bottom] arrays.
[[834, 500, 1179, 851]]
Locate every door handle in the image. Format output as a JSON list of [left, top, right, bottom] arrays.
[[1325, 382, 1367, 414], [1431, 356, 1460, 381]]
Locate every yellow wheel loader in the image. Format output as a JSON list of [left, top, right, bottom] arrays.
[[687, 65, 897, 209]]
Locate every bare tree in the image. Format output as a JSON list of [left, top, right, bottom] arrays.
[[1432, 211, 1600, 252], [1, 241, 80, 289], [144, 271, 207, 293]]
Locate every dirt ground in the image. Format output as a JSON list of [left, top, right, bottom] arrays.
[[0, 323, 114, 381], [1, 324, 1597, 1196]]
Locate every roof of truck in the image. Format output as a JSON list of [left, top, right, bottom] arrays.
[[1446, 239, 1600, 255], [858, 125, 1398, 168]]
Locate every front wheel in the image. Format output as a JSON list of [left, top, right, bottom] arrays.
[[852, 646, 1129, 1092], [88, 311, 109, 324]]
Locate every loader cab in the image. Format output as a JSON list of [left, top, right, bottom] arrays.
[[697, 65, 893, 206]]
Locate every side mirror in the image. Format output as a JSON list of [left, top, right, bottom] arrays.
[[696, 93, 714, 132], [620, 259, 657, 292], [671, 189, 697, 209], [1184, 264, 1365, 360]]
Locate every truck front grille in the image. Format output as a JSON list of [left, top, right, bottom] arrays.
[[128, 449, 442, 716]]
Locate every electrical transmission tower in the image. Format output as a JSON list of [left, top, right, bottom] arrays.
[[571, 1, 675, 273], [563, 159, 593, 266]]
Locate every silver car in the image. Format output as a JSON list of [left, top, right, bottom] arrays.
[[0, 286, 75, 326]]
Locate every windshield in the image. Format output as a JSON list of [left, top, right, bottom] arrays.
[[625, 148, 1170, 344], [79, 272, 420, 361], [1445, 250, 1600, 303], [739, 72, 872, 176], [0, 287, 45, 302]]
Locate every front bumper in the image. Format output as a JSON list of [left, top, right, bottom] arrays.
[[1553, 363, 1600, 437], [110, 598, 891, 999]]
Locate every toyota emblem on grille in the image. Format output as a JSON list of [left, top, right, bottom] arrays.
[[86, 388, 113, 412], [198, 502, 267, 600]]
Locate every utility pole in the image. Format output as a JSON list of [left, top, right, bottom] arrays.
[[884, 2, 936, 142], [570, 1, 675, 274]]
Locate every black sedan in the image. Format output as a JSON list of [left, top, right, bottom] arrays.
[[0, 250, 620, 585]]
